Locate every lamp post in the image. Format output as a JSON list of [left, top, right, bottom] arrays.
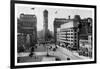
[[46, 44, 50, 57]]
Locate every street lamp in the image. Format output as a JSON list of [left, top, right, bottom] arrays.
[[46, 43, 49, 57]]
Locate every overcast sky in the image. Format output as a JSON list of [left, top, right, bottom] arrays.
[[15, 4, 94, 31]]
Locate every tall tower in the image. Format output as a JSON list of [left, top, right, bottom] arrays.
[[43, 10, 48, 41]]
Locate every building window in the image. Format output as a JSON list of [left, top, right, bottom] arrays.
[[71, 44, 73, 45], [74, 33, 77, 35], [75, 43, 77, 45], [71, 40, 73, 42], [71, 37, 73, 38], [71, 30, 73, 32], [75, 40, 77, 41], [71, 33, 73, 35], [74, 29, 77, 32], [68, 30, 70, 32]]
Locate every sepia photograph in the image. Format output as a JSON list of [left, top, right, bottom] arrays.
[[11, 1, 96, 68]]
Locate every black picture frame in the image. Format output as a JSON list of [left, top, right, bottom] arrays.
[[10, 0, 97, 69]]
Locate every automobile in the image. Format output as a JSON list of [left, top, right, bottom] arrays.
[[55, 57, 61, 61], [71, 47, 77, 50], [67, 46, 72, 50], [77, 49, 83, 55], [67, 57, 70, 60], [78, 51, 83, 55], [78, 48, 89, 57], [48, 46, 52, 50], [83, 51, 88, 57]]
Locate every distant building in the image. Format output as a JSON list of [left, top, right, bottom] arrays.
[[43, 10, 48, 41], [17, 13, 37, 49]]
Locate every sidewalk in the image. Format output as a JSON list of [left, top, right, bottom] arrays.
[[18, 45, 90, 63], [57, 46, 90, 60], [18, 52, 47, 57], [18, 45, 47, 57], [42, 57, 55, 61], [48, 50, 69, 60]]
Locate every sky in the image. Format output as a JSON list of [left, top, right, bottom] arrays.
[[15, 4, 94, 31]]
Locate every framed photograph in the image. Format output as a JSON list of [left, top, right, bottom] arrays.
[[10, 0, 96, 69]]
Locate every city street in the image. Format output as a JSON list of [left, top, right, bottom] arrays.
[[47, 45, 90, 60], [18, 44, 90, 63]]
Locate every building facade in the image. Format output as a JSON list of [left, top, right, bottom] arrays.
[[54, 18, 70, 43], [56, 19, 80, 50], [54, 15, 92, 52], [17, 13, 37, 50], [79, 18, 92, 53], [54, 15, 81, 50]]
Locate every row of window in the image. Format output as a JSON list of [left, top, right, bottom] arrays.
[[67, 39, 77, 42], [57, 36, 78, 40], [69, 43, 77, 46], [66, 33, 77, 35], [57, 32, 77, 35], [61, 28, 78, 32], [58, 38, 77, 42]]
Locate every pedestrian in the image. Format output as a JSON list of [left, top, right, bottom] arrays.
[[29, 46, 34, 57], [31, 46, 34, 52]]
